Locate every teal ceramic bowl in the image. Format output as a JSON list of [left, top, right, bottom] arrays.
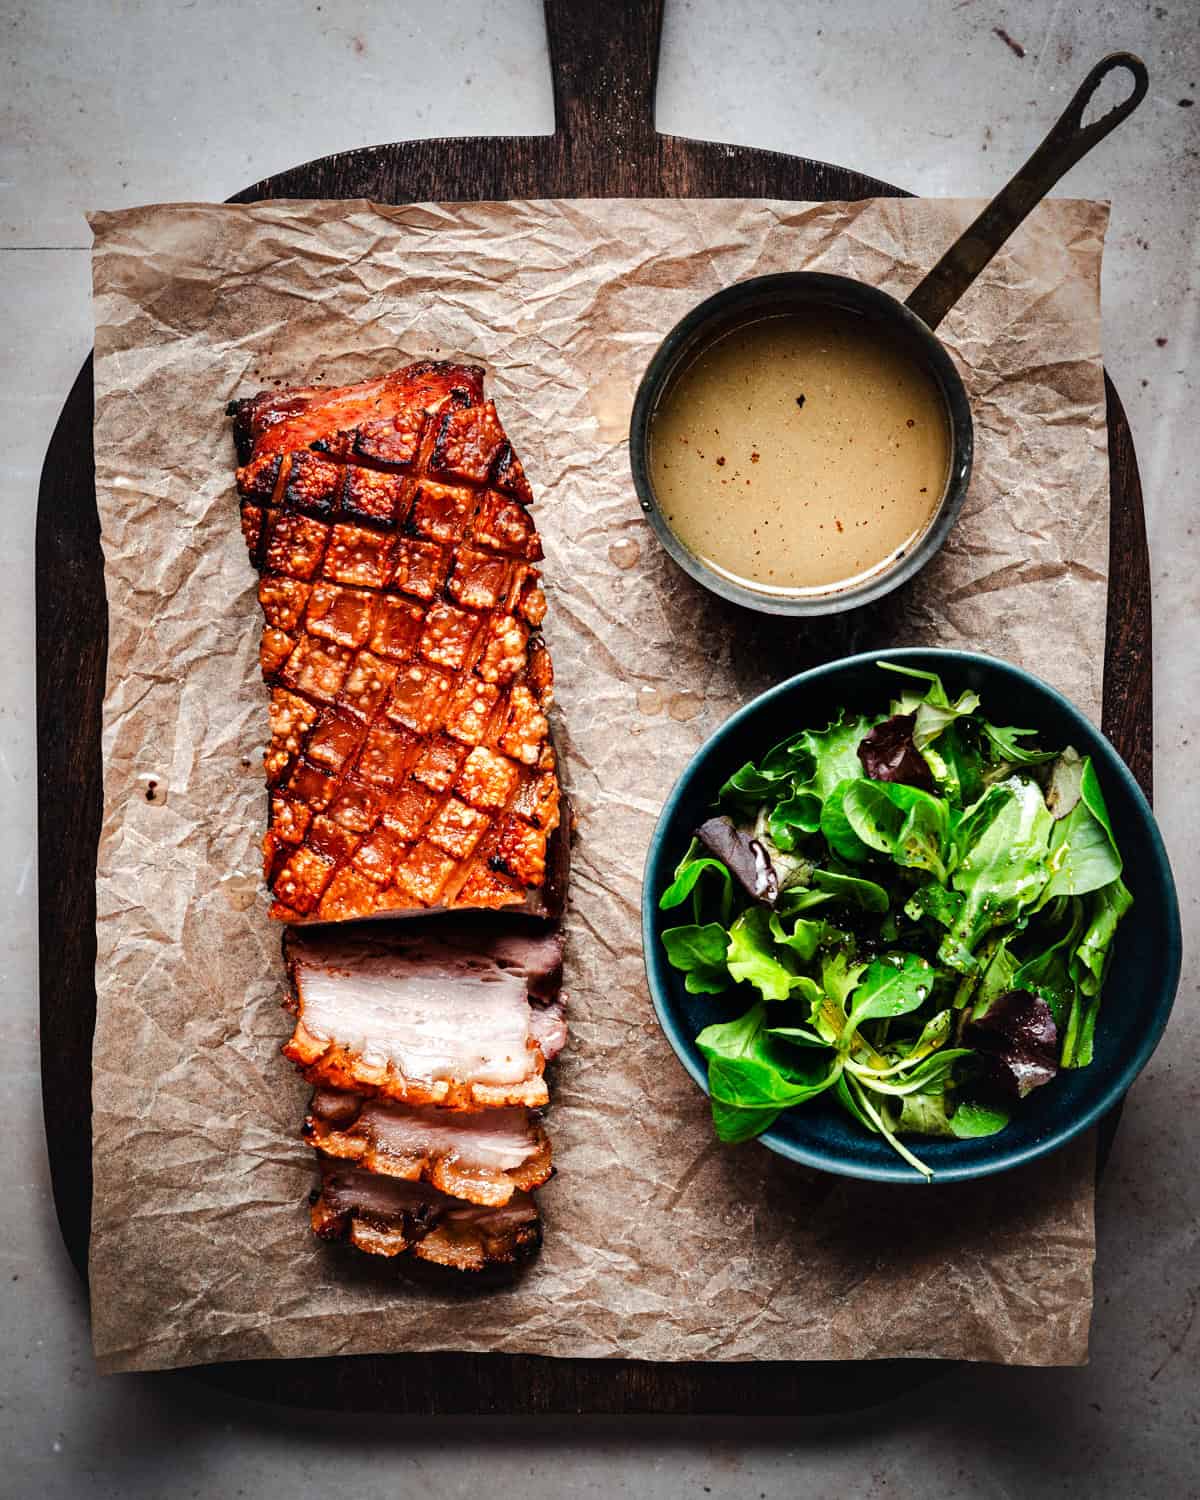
[[642, 648, 1182, 1184]]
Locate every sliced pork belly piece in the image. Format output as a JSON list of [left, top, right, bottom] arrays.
[[229, 359, 564, 924], [282, 926, 567, 1108], [304, 1090, 552, 1206], [310, 1163, 542, 1269]]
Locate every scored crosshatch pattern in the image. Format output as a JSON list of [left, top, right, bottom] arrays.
[[231, 361, 561, 923]]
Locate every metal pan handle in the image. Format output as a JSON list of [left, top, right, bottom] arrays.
[[906, 52, 1149, 331]]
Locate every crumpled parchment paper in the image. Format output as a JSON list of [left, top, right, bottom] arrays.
[[88, 196, 1109, 1374]]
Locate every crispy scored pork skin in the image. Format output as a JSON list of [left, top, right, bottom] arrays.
[[311, 1162, 542, 1269], [282, 926, 567, 1108], [305, 1090, 552, 1206], [229, 360, 563, 923]]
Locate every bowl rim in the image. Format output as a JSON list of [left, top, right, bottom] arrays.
[[641, 646, 1183, 1184], [627, 271, 975, 618]]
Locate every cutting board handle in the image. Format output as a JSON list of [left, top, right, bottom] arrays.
[[544, 0, 663, 161]]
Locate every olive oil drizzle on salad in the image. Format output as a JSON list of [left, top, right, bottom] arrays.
[[658, 663, 1130, 1179]]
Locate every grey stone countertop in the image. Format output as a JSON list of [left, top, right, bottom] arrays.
[[2, 1, 1195, 1494]]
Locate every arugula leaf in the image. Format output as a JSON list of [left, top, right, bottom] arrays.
[[940, 778, 1053, 971], [725, 907, 796, 1001], [969, 937, 1019, 1012], [803, 951, 867, 1048], [661, 921, 731, 994], [717, 760, 790, 811], [1042, 757, 1122, 899], [813, 867, 890, 913], [1062, 877, 1133, 1066], [725, 712, 878, 843], [845, 953, 936, 1030], [659, 839, 734, 924], [877, 661, 980, 748], [821, 950, 869, 1009], [843, 779, 950, 883], [982, 722, 1057, 767]]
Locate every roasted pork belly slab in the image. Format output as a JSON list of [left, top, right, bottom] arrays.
[[305, 1090, 552, 1206], [282, 926, 567, 1108], [311, 1162, 542, 1269], [229, 360, 563, 923]]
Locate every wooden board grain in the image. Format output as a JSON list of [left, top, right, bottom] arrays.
[[36, 0, 1151, 1412]]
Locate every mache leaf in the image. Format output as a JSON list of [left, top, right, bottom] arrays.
[[661, 920, 731, 994], [659, 838, 734, 925], [698, 1003, 842, 1123], [948, 1099, 1011, 1138], [845, 953, 936, 1030], [843, 779, 950, 883]]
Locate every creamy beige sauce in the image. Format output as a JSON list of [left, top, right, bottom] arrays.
[[648, 311, 952, 595]]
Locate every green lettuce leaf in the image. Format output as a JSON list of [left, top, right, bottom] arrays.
[[725, 907, 795, 1001], [981, 722, 1057, 767], [940, 777, 1053, 971]]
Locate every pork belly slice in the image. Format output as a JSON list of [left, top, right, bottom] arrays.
[[229, 359, 565, 924], [311, 1162, 542, 1270], [282, 926, 567, 1109], [304, 1090, 552, 1206]]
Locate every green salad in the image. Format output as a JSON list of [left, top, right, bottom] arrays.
[[658, 662, 1131, 1178]]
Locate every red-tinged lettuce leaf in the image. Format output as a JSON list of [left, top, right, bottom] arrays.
[[696, 815, 779, 906], [857, 714, 936, 793], [963, 988, 1059, 1098]]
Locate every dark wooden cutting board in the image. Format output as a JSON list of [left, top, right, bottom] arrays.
[[36, 0, 1151, 1413]]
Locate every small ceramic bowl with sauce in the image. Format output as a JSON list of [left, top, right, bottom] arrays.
[[631, 275, 971, 615], [629, 54, 1147, 617]]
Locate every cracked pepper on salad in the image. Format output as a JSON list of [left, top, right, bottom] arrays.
[[658, 663, 1131, 1178]]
